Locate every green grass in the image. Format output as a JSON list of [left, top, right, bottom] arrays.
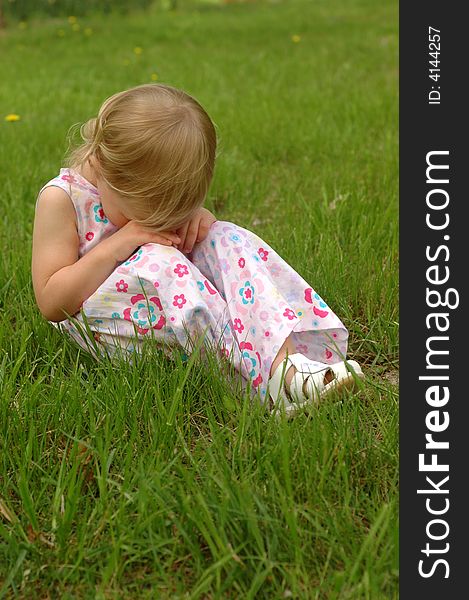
[[0, 0, 398, 597]]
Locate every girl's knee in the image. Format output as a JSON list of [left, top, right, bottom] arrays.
[[196, 219, 229, 240], [210, 220, 234, 229], [139, 242, 186, 258], [209, 220, 237, 232], [209, 220, 224, 232]]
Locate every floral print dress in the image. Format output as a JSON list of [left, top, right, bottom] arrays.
[[35, 168, 349, 405]]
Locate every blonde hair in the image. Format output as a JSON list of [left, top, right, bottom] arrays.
[[64, 83, 217, 232]]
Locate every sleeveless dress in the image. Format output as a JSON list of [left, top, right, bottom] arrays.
[[35, 168, 349, 405]]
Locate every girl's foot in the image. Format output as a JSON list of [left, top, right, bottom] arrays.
[[268, 353, 364, 418]]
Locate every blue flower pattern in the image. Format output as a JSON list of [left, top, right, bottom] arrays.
[[93, 204, 109, 224], [242, 351, 257, 377], [239, 281, 255, 305], [314, 292, 328, 308]]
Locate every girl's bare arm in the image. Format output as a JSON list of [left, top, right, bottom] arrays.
[[32, 187, 180, 322]]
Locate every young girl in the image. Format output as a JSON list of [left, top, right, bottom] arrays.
[[32, 83, 364, 417]]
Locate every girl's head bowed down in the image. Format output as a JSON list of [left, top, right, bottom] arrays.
[[65, 83, 217, 232]]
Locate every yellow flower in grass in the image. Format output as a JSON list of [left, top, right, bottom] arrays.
[[18, 21, 27, 30], [134, 47, 143, 55], [72, 23, 80, 32], [68, 16, 77, 24], [291, 34, 301, 43], [151, 73, 158, 81], [84, 28, 93, 36], [5, 114, 21, 122]]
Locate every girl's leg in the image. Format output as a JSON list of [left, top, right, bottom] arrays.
[[269, 333, 296, 377], [189, 221, 348, 404], [65, 241, 254, 395]]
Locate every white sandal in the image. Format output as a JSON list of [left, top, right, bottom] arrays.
[[268, 353, 364, 418]]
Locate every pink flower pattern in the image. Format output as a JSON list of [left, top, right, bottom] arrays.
[[61, 174, 77, 184], [115, 279, 128, 293], [173, 293, 187, 309], [174, 263, 189, 278], [283, 308, 297, 320], [233, 318, 244, 333]]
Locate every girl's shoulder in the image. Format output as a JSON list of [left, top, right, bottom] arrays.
[[35, 167, 100, 211], [35, 167, 117, 259]]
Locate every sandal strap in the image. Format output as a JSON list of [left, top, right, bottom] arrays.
[[287, 353, 334, 400], [268, 353, 332, 404]]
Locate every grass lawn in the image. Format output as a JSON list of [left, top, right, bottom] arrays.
[[0, 0, 398, 597]]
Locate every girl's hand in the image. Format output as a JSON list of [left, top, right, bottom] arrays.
[[107, 220, 182, 263], [175, 208, 217, 254]]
